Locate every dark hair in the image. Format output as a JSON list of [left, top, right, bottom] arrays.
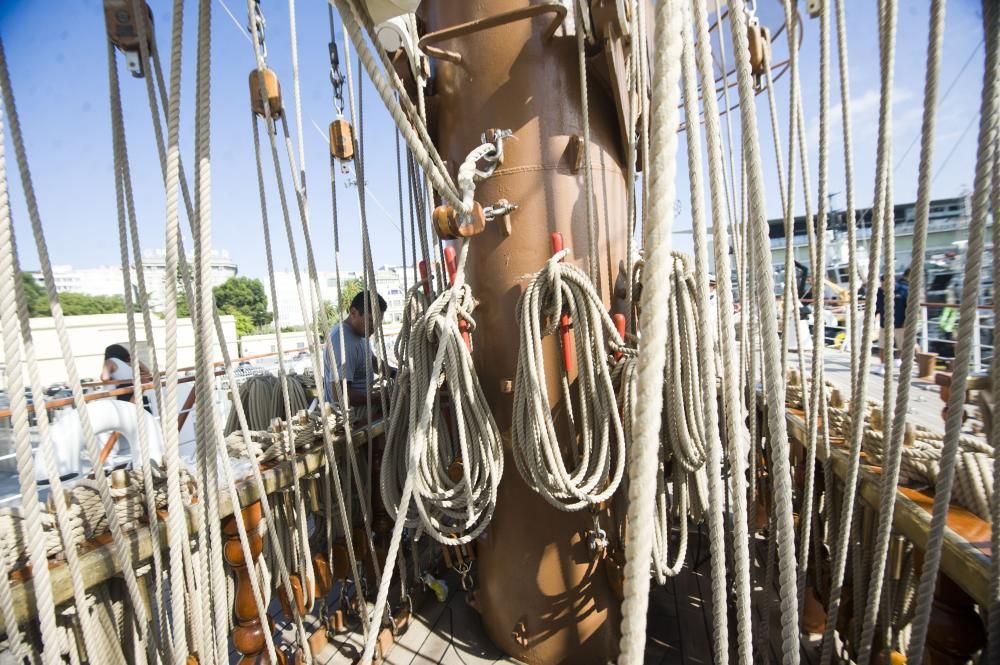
[[350, 290, 387, 314], [104, 344, 131, 364], [903, 267, 911, 279]]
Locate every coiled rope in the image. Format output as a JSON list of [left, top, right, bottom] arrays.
[[362, 240, 501, 665], [512, 248, 629, 511]]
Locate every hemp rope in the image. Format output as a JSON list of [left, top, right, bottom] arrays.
[[512, 249, 629, 511], [855, 0, 948, 660], [0, 36, 156, 662], [360, 241, 500, 665], [680, 3, 753, 648], [819, 1, 897, 661], [617, 1, 685, 661], [726, 1, 802, 661]]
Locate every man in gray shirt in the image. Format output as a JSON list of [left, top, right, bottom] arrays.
[[324, 290, 389, 408]]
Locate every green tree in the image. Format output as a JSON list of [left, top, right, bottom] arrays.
[[21, 273, 49, 316], [337, 278, 365, 314], [21, 274, 130, 317], [213, 276, 273, 334]]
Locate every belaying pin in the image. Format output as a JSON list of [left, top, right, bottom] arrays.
[[612, 313, 626, 360], [249, 68, 283, 118], [550, 233, 574, 374], [443, 246, 472, 351]]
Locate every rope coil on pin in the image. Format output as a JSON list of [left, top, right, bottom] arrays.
[[512, 236, 631, 511]]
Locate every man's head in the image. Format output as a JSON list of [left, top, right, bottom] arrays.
[[347, 291, 387, 337], [902, 267, 911, 282]]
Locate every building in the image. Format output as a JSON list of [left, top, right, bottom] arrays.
[[264, 265, 418, 330], [765, 194, 989, 272], [29, 248, 239, 314], [30, 265, 132, 299], [138, 248, 239, 312]]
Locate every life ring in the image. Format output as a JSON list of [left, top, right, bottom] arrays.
[[37, 399, 164, 481]]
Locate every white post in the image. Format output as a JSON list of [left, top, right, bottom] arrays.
[[921, 305, 929, 354], [972, 309, 982, 372]]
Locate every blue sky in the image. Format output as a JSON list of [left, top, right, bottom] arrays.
[[0, 1, 988, 281]]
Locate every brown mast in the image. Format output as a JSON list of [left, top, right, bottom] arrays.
[[417, 2, 634, 662]]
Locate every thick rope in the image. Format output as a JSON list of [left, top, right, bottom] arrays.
[[0, 35, 155, 661], [512, 251, 628, 511], [906, 3, 998, 659], [818, 1, 897, 661], [725, 2, 801, 662], [618, 1, 685, 661], [855, 1, 947, 662]]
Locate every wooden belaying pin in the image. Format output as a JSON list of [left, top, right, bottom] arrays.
[[418, 260, 431, 297], [444, 246, 472, 351], [551, 233, 574, 374], [612, 313, 626, 361]]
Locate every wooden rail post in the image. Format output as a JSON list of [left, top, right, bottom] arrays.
[[223, 500, 285, 664]]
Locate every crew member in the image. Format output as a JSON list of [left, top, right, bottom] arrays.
[[875, 267, 915, 370], [323, 290, 390, 409], [101, 343, 152, 409]]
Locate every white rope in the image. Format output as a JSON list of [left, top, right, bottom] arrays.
[[855, 3, 948, 662], [725, 2, 801, 662], [820, 2, 897, 661], [361, 241, 500, 665], [573, 0, 600, 289], [0, 34, 155, 663], [512, 250, 628, 511], [618, 0, 685, 661], [906, 2, 998, 660], [0, 98, 71, 665], [382, 277, 502, 540], [191, 2, 231, 660], [681, 4, 753, 659], [989, 83, 1000, 665]]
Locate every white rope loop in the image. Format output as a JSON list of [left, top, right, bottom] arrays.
[[381, 276, 503, 544], [512, 248, 629, 512]]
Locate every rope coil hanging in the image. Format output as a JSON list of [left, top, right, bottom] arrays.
[[381, 273, 503, 544], [512, 245, 630, 511]]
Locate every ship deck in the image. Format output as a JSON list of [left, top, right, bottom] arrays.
[[279, 526, 824, 665]]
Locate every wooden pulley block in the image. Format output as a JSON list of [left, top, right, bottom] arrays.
[[250, 68, 283, 118], [330, 541, 351, 580], [432, 201, 486, 239], [276, 573, 308, 618], [312, 553, 333, 597], [104, 0, 153, 53], [747, 23, 772, 83], [329, 119, 355, 160]]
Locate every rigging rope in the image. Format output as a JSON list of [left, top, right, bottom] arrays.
[[906, 2, 998, 660], [361, 241, 501, 665], [855, 0, 947, 661], [512, 249, 628, 511], [618, 0, 685, 662]]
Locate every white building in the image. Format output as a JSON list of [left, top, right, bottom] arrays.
[[31, 265, 132, 299], [29, 249, 239, 314], [264, 265, 418, 329], [139, 248, 239, 313]]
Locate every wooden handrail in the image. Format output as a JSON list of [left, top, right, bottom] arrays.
[[0, 418, 386, 634]]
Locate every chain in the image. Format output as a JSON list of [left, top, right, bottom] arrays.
[[327, 4, 345, 114], [249, 0, 267, 62]]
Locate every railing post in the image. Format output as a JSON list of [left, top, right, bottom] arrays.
[[972, 310, 982, 371], [921, 305, 929, 354], [223, 500, 285, 664]]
